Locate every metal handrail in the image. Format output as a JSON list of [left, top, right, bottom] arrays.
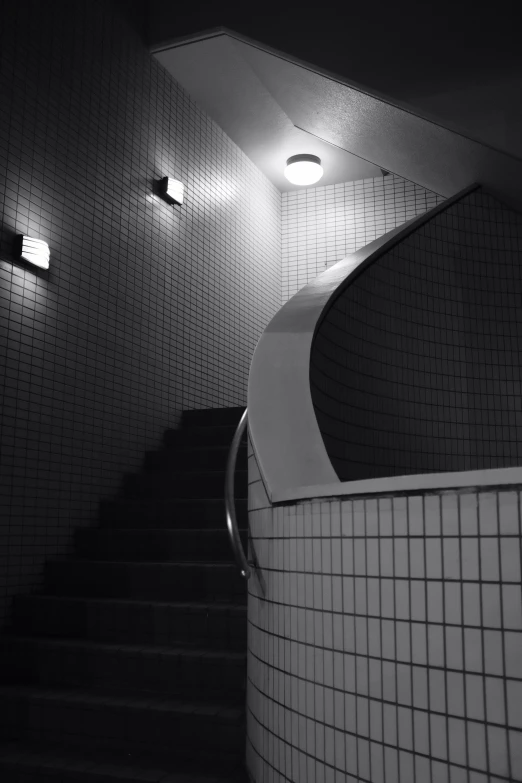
[[225, 408, 251, 579]]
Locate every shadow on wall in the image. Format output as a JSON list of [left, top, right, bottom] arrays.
[[0, 0, 281, 629], [310, 187, 522, 480]]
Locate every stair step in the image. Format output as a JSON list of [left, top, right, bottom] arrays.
[[118, 470, 247, 500], [164, 426, 246, 449], [1, 409, 251, 779], [75, 528, 248, 562], [0, 741, 250, 782], [44, 561, 248, 603], [99, 498, 248, 529], [143, 444, 247, 473], [12, 595, 247, 650], [181, 407, 246, 428], [1, 637, 246, 703], [0, 686, 245, 766]]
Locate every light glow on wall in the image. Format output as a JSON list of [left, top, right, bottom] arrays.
[[16, 236, 50, 269], [284, 154, 323, 186]]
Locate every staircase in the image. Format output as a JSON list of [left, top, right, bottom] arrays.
[[0, 407, 250, 782]]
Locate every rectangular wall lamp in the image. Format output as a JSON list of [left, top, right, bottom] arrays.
[[14, 235, 50, 269], [158, 176, 184, 206]]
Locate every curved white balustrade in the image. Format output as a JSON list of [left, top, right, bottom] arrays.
[[248, 182, 492, 503]]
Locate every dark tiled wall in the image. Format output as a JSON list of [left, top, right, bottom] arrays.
[[246, 445, 522, 782], [310, 189, 522, 481], [0, 0, 281, 624], [282, 176, 445, 303]]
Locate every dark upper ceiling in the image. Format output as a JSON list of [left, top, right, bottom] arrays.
[[146, 0, 522, 162], [146, 1, 522, 207]]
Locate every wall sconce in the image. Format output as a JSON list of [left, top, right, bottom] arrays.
[[157, 177, 184, 206], [14, 235, 50, 269]]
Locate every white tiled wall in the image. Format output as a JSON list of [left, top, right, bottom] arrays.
[[281, 175, 444, 302], [247, 443, 522, 782], [0, 0, 281, 625]]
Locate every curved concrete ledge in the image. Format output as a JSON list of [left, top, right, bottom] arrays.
[[248, 183, 479, 503], [276, 465, 522, 503]]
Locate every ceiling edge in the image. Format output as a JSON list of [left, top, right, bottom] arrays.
[[149, 26, 229, 54], [150, 27, 522, 165]]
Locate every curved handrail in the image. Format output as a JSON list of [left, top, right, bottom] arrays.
[[225, 408, 251, 579], [248, 184, 479, 504]]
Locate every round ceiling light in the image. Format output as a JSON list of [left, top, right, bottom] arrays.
[[284, 154, 323, 186]]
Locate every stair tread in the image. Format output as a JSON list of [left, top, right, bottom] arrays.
[[145, 472, 247, 478], [157, 443, 246, 452], [182, 406, 245, 417], [178, 427, 240, 432], [0, 684, 244, 719], [105, 498, 247, 503], [44, 560, 248, 602], [167, 425, 238, 432], [48, 559, 244, 567], [79, 528, 245, 534], [118, 498, 243, 501], [100, 498, 247, 508], [128, 469, 246, 476], [0, 742, 244, 781], [0, 740, 247, 781], [5, 635, 246, 660], [164, 426, 242, 440], [16, 595, 246, 612], [114, 498, 246, 504]]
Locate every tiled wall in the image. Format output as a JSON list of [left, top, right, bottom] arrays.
[[247, 446, 522, 782], [311, 188, 522, 482], [0, 0, 281, 625], [281, 175, 444, 302]]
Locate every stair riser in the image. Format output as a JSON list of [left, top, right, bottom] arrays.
[[0, 758, 250, 782], [74, 530, 248, 562], [119, 472, 248, 500], [99, 499, 248, 529], [144, 447, 247, 473], [0, 766, 45, 783], [12, 596, 247, 651], [164, 427, 246, 449], [44, 563, 247, 603], [0, 696, 244, 764], [181, 407, 246, 427], [1, 640, 246, 703], [0, 766, 117, 783]]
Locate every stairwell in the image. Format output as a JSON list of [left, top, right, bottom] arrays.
[[0, 407, 250, 782]]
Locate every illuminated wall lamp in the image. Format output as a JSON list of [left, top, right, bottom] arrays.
[[158, 176, 184, 206], [14, 235, 50, 270]]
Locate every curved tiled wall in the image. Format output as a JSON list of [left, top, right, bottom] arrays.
[[281, 175, 444, 303], [310, 188, 522, 481], [246, 447, 522, 783]]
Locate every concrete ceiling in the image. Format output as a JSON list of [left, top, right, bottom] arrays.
[[146, 0, 522, 163], [153, 33, 383, 191], [152, 30, 522, 209]]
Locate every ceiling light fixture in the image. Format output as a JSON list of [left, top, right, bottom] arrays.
[[284, 154, 323, 186]]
